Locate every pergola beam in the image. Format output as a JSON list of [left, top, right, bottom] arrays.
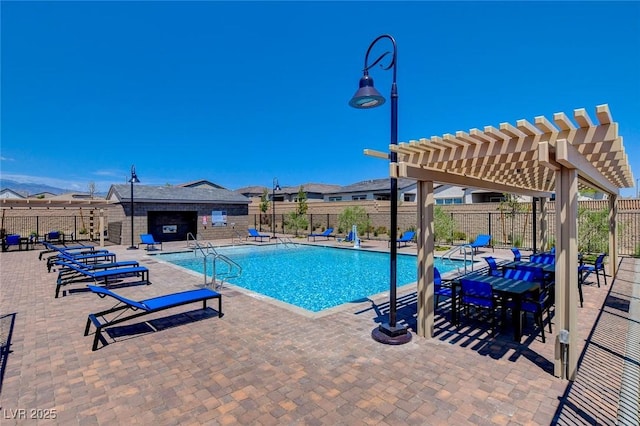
[[396, 162, 553, 198], [556, 139, 619, 195]]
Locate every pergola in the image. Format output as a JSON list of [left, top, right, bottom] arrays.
[[366, 104, 634, 379]]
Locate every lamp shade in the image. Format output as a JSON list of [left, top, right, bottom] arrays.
[[349, 74, 385, 109]]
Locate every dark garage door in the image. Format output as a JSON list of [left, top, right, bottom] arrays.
[[147, 211, 197, 242]]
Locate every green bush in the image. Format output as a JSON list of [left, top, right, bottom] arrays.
[[453, 231, 466, 241]]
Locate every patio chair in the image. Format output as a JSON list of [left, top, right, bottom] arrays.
[[2, 234, 23, 252], [307, 227, 335, 241], [579, 253, 607, 288], [55, 261, 150, 298], [469, 234, 491, 254], [45, 231, 64, 244], [247, 228, 270, 242], [510, 247, 529, 262], [55, 254, 140, 282], [504, 277, 553, 343], [434, 267, 453, 308], [138, 234, 162, 251], [389, 230, 415, 248], [84, 285, 223, 351], [483, 256, 502, 277], [459, 278, 500, 334]]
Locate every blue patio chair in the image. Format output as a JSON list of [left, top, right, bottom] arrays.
[[504, 274, 553, 343], [247, 228, 269, 242], [483, 256, 502, 277], [307, 227, 335, 241], [2, 234, 23, 252], [459, 278, 499, 333], [469, 234, 491, 254], [434, 267, 454, 308], [579, 253, 607, 288], [138, 234, 163, 251], [510, 247, 529, 262], [84, 285, 223, 351]]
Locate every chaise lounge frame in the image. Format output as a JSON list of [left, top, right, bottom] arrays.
[[84, 285, 223, 351]]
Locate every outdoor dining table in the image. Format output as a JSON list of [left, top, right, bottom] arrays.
[[502, 261, 555, 274], [451, 272, 541, 342]]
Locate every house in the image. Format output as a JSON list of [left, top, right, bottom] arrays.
[[0, 188, 27, 199], [178, 180, 227, 190], [106, 184, 250, 246], [323, 178, 418, 202]]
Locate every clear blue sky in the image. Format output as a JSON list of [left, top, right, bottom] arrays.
[[2, 1, 639, 197]]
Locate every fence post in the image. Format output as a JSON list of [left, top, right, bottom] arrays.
[[488, 212, 492, 247]]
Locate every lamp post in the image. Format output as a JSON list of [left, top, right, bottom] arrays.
[[127, 165, 140, 250], [272, 177, 281, 239], [350, 34, 411, 344]]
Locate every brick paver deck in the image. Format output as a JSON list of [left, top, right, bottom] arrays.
[[1, 239, 637, 425]]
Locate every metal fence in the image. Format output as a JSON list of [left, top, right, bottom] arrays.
[[2, 210, 637, 256], [0, 216, 102, 242], [251, 211, 640, 256]]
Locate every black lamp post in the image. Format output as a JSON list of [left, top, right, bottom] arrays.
[[272, 177, 281, 239], [350, 34, 411, 344], [127, 165, 140, 250]]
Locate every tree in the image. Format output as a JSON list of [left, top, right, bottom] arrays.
[[337, 206, 371, 236], [88, 182, 96, 199], [259, 189, 270, 230], [296, 186, 308, 216], [285, 211, 309, 236], [434, 206, 455, 243], [578, 207, 609, 254], [498, 193, 526, 246]]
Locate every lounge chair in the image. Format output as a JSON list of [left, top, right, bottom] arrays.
[[389, 230, 415, 248], [55, 254, 140, 282], [307, 228, 335, 241], [55, 261, 150, 298], [45, 245, 114, 272], [138, 234, 162, 251], [39, 241, 99, 260], [469, 234, 492, 254], [247, 228, 270, 242], [84, 285, 223, 351]]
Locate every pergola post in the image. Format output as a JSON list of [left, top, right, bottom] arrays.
[[554, 167, 579, 380], [539, 197, 547, 252], [416, 180, 435, 338], [609, 195, 618, 275]]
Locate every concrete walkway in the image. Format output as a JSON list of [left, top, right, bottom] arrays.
[[0, 238, 638, 425]]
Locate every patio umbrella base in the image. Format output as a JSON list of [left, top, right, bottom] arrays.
[[371, 324, 412, 345]]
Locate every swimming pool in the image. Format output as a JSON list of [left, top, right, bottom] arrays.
[[155, 245, 469, 313]]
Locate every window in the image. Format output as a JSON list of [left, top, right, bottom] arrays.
[[352, 195, 367, 201], [328, 196, 342, 202]]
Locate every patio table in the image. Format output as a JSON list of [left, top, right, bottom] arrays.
[[451, 272, 540, 342]]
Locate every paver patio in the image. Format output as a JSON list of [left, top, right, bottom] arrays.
[[1, 239, 637, 425]]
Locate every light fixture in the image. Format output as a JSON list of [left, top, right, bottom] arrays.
[[350, 34, 411, 345], [127, 165, 140, 250]]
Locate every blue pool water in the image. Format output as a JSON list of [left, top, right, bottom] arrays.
[[156, 245, 469, 312]]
